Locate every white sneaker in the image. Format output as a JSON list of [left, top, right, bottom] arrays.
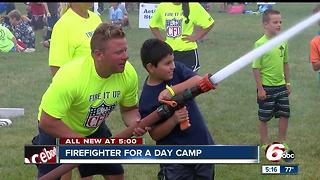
[[0, 119, 12, 127], [24, 48, 36, 53]]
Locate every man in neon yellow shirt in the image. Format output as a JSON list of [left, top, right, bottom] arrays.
[[252, 9, 290, 149], [35, 23, 146, 179], [46, 3, 102, 179], [49, 3, 102, 77], [149, 2, 214, 72]]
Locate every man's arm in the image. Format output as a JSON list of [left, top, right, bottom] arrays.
[[39, 110, 82, 138], [120, 105, 141, 127], [50, 66, 60, 77], [253, 68, 266, 100], [120, 105, 150, 136]]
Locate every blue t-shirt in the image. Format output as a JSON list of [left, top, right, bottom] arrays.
[[109, 7, 124, 21], [139, 62, 214, 145]]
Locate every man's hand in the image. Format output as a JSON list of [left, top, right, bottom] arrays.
[[257, 88, 267, 100], [132, 119, 152, 137], [39, 111, 82, 138]]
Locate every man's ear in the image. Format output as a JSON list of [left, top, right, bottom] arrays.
[[146, 63, 154, 73], [263, 21, 268, 28], [92, 49, 103, 61]]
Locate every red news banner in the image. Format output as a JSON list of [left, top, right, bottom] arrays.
[[59, 138, 144, 145], [24, 138, 143, 164]]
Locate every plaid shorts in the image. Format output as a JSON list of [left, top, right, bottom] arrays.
[[257, 85, 290, 121]]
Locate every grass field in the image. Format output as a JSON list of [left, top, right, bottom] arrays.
[[0, 2, 320, 180]]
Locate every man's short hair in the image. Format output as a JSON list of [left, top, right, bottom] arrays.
[[7, 9, 22, 21], [90, 22, 125, 54], [262, 9, 281, 23], [140, 38, 173, 69]]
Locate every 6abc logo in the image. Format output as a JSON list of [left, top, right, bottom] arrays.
[[265, 142, 295, 162]]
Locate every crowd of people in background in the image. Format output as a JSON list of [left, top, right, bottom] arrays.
[[109, 2, 130, 28], [1, 2, 53, 52], [0, 2, 133, 53], [1, 2, 275, 53]]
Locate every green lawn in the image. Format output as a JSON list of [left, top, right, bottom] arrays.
[[0, 2, 319, 180]]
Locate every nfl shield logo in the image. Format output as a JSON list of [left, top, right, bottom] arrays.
[[166, 18, 182, 38], [85, 101, 116, 128]]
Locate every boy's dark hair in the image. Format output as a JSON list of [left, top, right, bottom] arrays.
[[140, 38, 173, 69], [91, 22, 125, 54], [262, 9, 280, 23], [182, 3, 190, 24]]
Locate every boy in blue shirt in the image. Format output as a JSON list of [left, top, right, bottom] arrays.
[[139, 38, 216, 180], [109, 3, 124, 27]]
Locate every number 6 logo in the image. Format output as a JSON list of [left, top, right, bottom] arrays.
[[265, 143, 285, 162]]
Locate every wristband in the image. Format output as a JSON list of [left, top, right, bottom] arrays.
[[165, 85, 175, 96], [286, 83, 291, 86]]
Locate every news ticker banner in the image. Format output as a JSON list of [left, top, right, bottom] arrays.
[[24, 138, 259, 164], [261, 165, 299, 175], [58, 138, 144, 145], [58, 145, 258, 164]]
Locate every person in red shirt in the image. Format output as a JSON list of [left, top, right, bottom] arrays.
[[309, 5, 320, 72], [29, 2, 46, 31]]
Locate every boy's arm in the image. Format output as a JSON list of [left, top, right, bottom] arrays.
[[158, 75, 203, 101], [284, 63, 291, 94], [11, 37, 23, 52], [149, 107, 188, 141], [252, 68, 266, 100], [309, 39, 320, 71], [311, 62, 320, 71]]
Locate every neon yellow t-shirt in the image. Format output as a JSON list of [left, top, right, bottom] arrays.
[[38, 56, 139, 136], [149, 3, 214, 51], [0, 25, 15, 52], [252, 35, 288, 86], [49, 8, 102, 67]]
